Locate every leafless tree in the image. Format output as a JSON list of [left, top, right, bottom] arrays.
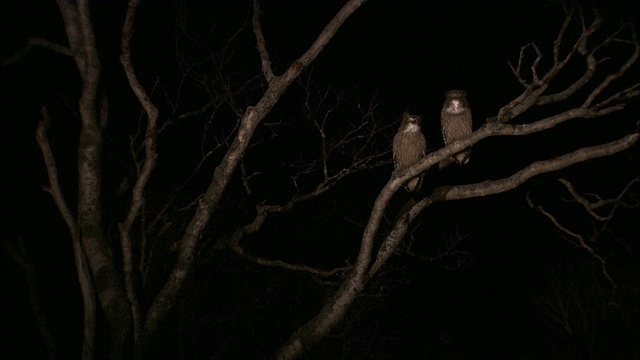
[[23, 0, 369, 357], [275, 5, 638, 359], [3, 1, 637, 359]]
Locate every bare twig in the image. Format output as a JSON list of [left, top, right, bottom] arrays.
[[527, 192, 617, 291], [558, 177, 640, 221], [253, 0, 275, 82], [230, 244, 350, 278], [584, 29, 639, 108], [401, 226, 474, 271]]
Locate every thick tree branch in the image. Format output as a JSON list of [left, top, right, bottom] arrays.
[[278, 7, 638, 355], [437, 134, 638, 201], [55, 0, 86, 75], [396, 97, 633, 190], [36, 107, 95, 360], [32, 2, 636, 358], [55, 1, 132, 358], [371, 133, 638, 283], [144, 0, 367, 337]]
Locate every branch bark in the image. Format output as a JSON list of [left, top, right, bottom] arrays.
[[56, 1, 131, 358], [117, 0, 159, 350], [33, 2, 636, 358], [36, 107, 95, 360], [276, 7, 638, 357], [143, 0, 367, 336]]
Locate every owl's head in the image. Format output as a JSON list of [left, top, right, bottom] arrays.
[[400, 112, 422, 132], [445, 89, 468, 99]]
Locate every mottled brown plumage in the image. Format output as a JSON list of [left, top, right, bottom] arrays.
[[393, 112, 427, 192], [440, 89, 472, 169]]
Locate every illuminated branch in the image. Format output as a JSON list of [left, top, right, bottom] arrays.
[[371, 133, 638, 279], [253, 0, 275, 82], [437, 134, 637, 201], [145, 0, 367, 337], [54, 1, 131, 358], [117, 0, 158, 348], [277, 7, 639, 358]]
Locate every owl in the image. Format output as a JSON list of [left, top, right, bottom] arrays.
[[440, 89, 472, 169], [393, 112, 427, 192]]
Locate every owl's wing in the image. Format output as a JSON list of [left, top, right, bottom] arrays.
[[393, 151, 399, 170], [440, 119, 449, 146], [392, 133, 400, 170], [419, 133, 427, 159]]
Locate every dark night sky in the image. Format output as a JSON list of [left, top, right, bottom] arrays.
[[1, 1, 639, 359]]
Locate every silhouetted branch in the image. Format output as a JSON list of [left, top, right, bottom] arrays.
[[525, 175, 639, 295], [400, 225, 473, 271], [36, 107, 95, 360], [231, 244, 351, 278], [1, 37, 72, 66], [527, 192, 616, 291], [2, 236, 57, 360], [558, 177, 640, 221]]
